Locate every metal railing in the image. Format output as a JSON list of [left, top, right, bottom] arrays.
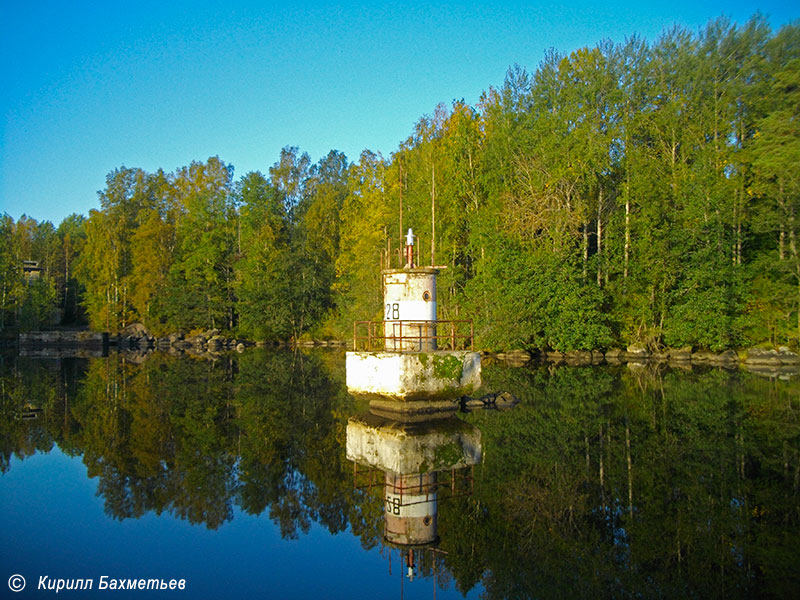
[[353, 319, 474, 352]]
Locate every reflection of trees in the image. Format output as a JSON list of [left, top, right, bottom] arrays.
[[235, 350, 355, 538], [67, 354, 237, 528], [0, 357, 86, 472], [59, 350, 371, 533], [2, 355, 799, 597], [441, 364, 800, 599], [0, 350, 377, 537]]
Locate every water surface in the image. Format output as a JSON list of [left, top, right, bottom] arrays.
[[1, 350, 798, 598]]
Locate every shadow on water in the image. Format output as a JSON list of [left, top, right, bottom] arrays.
[[1, 349, 799, 598]]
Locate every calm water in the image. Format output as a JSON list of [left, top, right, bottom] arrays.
[[1, 350, 798, 599]]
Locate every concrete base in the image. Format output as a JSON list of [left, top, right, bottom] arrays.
[[345, 350, 481, 402], [346, 413, 482, 474]]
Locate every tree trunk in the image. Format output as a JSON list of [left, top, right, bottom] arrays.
[[597, 188, 603, 287], [624, 186, 631, 280], [736, 179, 743, 266], [582, 222, 589, 280]]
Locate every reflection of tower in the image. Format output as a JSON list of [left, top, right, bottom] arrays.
[[346, 412, 482, 551], [384, 471, 438, 546]]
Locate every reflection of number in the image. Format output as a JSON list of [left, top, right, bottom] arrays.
[[385, 496, 401, 515], [385, 303, 400, 320]]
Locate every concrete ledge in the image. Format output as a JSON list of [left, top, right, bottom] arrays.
[[19, 331, 108, 348], [345, 350, 481, 401]]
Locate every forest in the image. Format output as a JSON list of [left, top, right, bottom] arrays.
[[1, 15, 799, 352]]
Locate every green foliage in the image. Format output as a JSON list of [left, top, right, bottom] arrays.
[[0, 212, 83, 331], [235, 171, 287, 339], [167, 158, 237, 331], [8, 15, 799, 350], [465, 244, 612, 350], [17, 277, 57, 330]]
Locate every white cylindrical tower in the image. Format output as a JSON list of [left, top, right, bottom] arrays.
[[383, 268, 437, 351]]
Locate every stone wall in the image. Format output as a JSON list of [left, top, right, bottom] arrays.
[[19, 331, 108, 348]]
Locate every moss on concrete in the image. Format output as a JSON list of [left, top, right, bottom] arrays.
[[433, 354, 463, 380]]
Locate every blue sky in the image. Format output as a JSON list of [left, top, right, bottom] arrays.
[[1, 1, 797, 225]]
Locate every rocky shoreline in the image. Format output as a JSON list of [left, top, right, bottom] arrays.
[[485, 345, 800, 379], [487, 344, 799, 364], [13, 329, 800, 378]]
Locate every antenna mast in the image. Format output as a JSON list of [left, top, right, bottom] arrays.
[[431, 163, 435, 266]]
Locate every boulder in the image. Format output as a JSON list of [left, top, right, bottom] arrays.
[[708, 350, 738, 364], [626, 343, 649, 356], [669, 346, 693, 361], [745, 348, 783, 365], [121, 322, 149, 337], [494, 391, 520, 408], [564, 350, 592, 365], [624, 343, 650, 362], [778, 347, 800, 365]]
